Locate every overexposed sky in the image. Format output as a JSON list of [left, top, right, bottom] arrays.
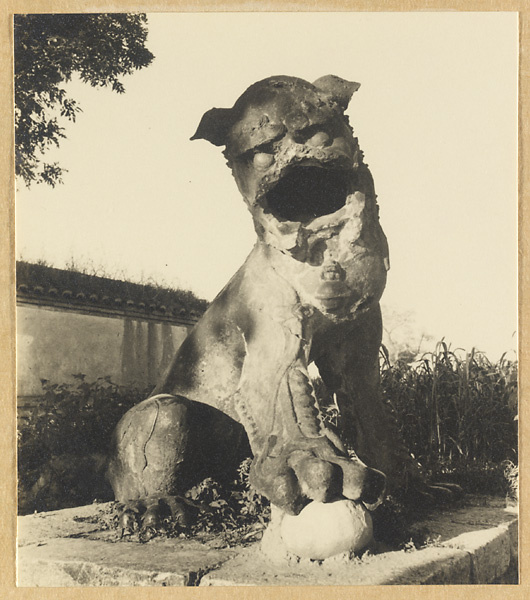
[[16, 12, 518, 360]]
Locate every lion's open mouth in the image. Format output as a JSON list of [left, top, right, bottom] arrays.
[[262, 166, 351, 224]]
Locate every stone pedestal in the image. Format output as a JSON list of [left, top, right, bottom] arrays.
[[17, 496, 517, 586]]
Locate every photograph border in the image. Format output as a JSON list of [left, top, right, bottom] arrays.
[[1, 1, 527, 598]]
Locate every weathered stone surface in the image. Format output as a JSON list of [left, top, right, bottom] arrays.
[[202, 498, 518, 585], [18, 498, 517, 586], [271, 500, 373, 560], [107, 75, 457, 558], [201, 507, 518, 586], [18, 503, 113, 547], [18, 537, 238, 587], [18, 503, 239, 587], [107, 394, 248, 501], [199, 541, 496, 587], [444, 520, 517, 583]]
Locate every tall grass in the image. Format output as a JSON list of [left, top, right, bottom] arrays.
[[380, 341, 518, 479]]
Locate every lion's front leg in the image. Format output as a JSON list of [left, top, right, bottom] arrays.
[[314, 305, 461, 502], [233, 322, 386, 516], [314, 306, 421, 490]]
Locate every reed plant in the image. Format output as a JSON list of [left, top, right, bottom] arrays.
[[380, 341, 518, 489]]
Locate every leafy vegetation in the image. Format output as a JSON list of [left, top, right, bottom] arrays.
[[184, 459, 271, 546], [102, 460, 271, 547], [369, 342, 517, 549], [15, 13, 154, 187], [379, 341, 517, 486], [17, 376, 150, 513]]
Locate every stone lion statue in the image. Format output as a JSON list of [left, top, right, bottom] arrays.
[[107, 75, 458, 546]]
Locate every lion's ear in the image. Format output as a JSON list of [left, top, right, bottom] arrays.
[[191, 107, 234, 146], [313, 75, 360, 111]]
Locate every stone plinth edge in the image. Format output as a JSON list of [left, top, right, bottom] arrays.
[[17, 501, 518, 586]]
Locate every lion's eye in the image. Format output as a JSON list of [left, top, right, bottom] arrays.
[[308, 131, 331, 147], [253, 152, 275, 169]]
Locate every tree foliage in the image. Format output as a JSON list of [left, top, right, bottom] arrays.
[[14, 13, 154, 187]]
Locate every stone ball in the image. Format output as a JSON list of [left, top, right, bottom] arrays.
[[280, 499, 373, 560]]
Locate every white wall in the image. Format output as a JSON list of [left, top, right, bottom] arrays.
[[17, 304, 189, 397]]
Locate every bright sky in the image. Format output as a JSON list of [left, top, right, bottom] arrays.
[[16, 12, 518, 360]]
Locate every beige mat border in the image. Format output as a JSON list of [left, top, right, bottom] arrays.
[[0, 1, 527, 598]]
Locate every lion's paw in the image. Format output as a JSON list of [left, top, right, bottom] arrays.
[[249, 436, 386, 515], [116, 495, 193, 541]]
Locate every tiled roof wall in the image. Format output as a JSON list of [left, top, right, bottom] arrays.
[[16, 261, 208, 324]]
